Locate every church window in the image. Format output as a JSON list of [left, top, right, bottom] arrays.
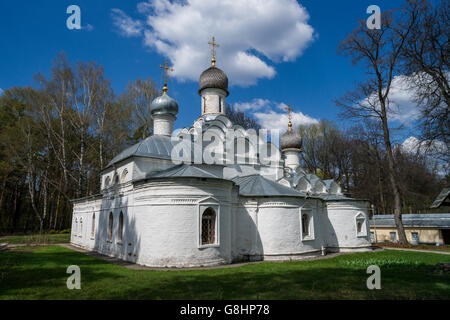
[[91, 213, 95, 239], [201, 208, 216, 245], [121, 169, 128, 182], [302, 214, 309, 236], [74, 218, 78, 237], [301, 208, 314, 240], [114, 174, 119, 185], [108, 212, 113, 241], [79, 218, 83, 237], [355, 213, 367, 237], [105, 176, 111, 188], [118, 211, 124, 242]]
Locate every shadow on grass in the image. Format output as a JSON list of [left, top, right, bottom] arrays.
[[1, 247, 449, 300]]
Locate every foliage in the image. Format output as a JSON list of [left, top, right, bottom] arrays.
[[0, 52, 157, 234]]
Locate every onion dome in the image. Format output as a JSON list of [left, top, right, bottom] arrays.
[[150, 85, 179, 117], [280, 122, 302, 150], [199, 66, 229, 96]]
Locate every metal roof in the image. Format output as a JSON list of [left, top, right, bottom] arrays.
[[430, 187, 450, 208], [370, 214, 450, 228], [232, 174, 307, 197], [106, 135, 176, 168], [150, 164, 221, 179]]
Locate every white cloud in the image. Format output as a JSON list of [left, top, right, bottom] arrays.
[[361, 75, 422, 125], [233, 99, 319, 131], [0, 88, 3, 95], [111, 0, 315, 86], [401, 136, 448, 155], [111, 8, 143, 37]]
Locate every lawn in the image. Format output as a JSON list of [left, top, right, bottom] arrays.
[[0, 245, 449, 300], [0, 233, 70, 245]]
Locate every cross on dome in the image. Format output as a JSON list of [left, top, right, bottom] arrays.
[[208, 36, 220, 67], [285, 104, 293, 131], [159, 60, 174, 93]]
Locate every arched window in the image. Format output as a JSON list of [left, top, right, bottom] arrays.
[[355, 213, 366, 237], [105, 176, 111, 188], [114, 174, 119, 185], [302, 214, 309, 236], [201, 208, 216, 245], [91, 213, 95, 238], [108, 212, 113, 241], [118, 211, 124, 242], [74, 218, 78, 237], [121, 169, 128, 182], [79, 218, 83, 237]]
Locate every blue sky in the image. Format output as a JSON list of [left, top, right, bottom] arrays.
[[0, 0, 418, 144]]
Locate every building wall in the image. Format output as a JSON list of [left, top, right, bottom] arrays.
[[323, 201, 372, 252], [71, 180, 373, 267], [370, 226, 444, 244]]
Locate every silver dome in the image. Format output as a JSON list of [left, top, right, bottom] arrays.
[[199, 66, 229, 96], [280, 129, 302, 150], [150, 92, 179, 117]]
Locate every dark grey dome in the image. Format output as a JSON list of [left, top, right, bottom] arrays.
[[199, 66, 229, 96], [150, 92, 179, 117], [280, 129, 302, 150]]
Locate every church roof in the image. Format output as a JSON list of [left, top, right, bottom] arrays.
[[150, 164, 221, 179], [199, 66, 229, 96], [370, 214, 450, 228], [232, 174, 306, 197], [106, 135, 175, 168]]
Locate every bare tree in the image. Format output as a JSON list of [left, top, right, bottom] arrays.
[[334, 3, 422, 243], [400, 0, 449, 163]]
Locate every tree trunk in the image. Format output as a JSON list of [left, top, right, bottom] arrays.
[[380, 106, 408, 244]]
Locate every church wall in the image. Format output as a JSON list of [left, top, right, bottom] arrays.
[[255, 198, 322, 260], [71, 197, 102, 251], [74, 178, 237, 268], [324, 200, 372, 252]]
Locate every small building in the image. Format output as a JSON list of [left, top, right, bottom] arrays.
[[430, 187, 450, 209], [370, 214, 450, 245]]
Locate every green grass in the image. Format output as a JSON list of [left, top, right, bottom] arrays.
[[0, 246, 449, 299], [0, 233, 70, 245]]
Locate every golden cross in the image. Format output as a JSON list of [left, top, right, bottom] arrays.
[[159, 61, 174, 92], [208, 36, 220, 66], [285, 104, 293, 131]]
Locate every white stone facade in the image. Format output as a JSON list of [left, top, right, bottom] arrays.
[[71, 156, 372, 267]]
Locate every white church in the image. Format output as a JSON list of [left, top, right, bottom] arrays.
[[71, 43, 372, 267]]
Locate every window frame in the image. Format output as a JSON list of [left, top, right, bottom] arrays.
[[91, 213, 95, 239], [300, 207, 314, 241], [197, 198, 220, 249], [355, 212, 368, 238], [108, 212, 113, 242], [117, 211, 124, 244], [390, 231, 397, 242]]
